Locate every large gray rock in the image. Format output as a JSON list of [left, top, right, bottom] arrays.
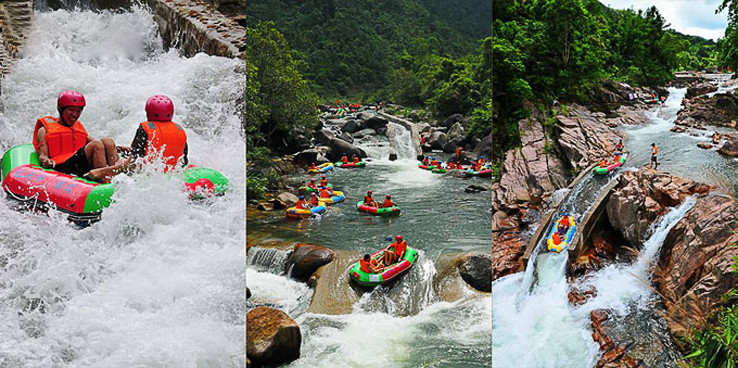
[[285, 243, 335, 279], [364, 115, 388, 131], [428, 131, 448, 150], [277, 192, 299, 207], [247, 306, 301, 366], [314, 129, 334, 145], [446, 122, 465, 140], [556, 111, 622, 170], [686, 82, 718, 99], [326, 138, 367, 161], [337, 132, 354, 144], [719, 137, 738, 157], [352, 128, 376, 139], [293, 149, 321, 166], [439, 113, 464, 128], [457, 252, 492, 292], [340, 120, 362, 134]]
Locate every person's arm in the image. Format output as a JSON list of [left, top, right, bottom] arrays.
[[35, 127, 55, 168], [87, 134, 94, 143]]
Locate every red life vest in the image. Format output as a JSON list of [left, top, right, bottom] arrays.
[[296, 200, 309, 209], [394, 240, 407, 258], [33, 116, 89, 164], [360, 258, 371, 273], [320, 179, 328, 187], [342, 156, 348, 164], [140, 121, 187, 171], [364, 195, 374, 205], [382, 199, 394, 208]]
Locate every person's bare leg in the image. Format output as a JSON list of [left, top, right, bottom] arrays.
[[85, 140, 107, 169], [100, 137, 120, 166], [85, 159, 129, 183]]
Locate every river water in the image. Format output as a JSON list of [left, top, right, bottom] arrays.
[[0, 6, 245, 367], [248, 128, 492, 366]]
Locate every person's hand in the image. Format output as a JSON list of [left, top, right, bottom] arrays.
[[39, 156, 55, 169], [116, 145, 131, 154]]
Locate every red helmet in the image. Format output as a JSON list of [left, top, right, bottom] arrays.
[[145, 95, 174, 122], [321, 175, 326, 179], [57, 90, 86, 111], [367, 190, 372, 194], [386, 194, 391, 198], [396, 235, 403, 241]]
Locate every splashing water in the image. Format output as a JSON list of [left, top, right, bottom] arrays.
[[0, 7, 244, 367]]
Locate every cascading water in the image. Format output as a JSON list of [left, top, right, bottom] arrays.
[[493, 189, 696, 367], [0, 6, 244, 367]]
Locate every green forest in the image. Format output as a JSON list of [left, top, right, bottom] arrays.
[[492, 0, 718, 163], [246, 0, 492, 198]]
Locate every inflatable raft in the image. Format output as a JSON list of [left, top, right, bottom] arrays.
[[593, 157, 626, 175], [355, 200, 401, 216], [317, 190, 345, 205], [285, 204, 327, 219], [349, 246, 418, 286], [466, 168, 493, 177], [546, 216, 577, 253], [307, 162, 334, 174], [298, 183, 332, 195], [418, 163, 437, 170], [432, 167, 447, 174], [1, 144, 228, 222], [334, 161, 366, 168]]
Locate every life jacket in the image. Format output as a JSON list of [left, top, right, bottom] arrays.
[[33, 116, 89, 164], [382, 199, 394, 208], [560, 217, 570, 227], [310, 164, 317, 170], [423, 159, 429, 165], [308, 181, 317, 189], [364, 195, 374, 205], [309, 196, 320, 206], [651, 146, 658, 156], [296, 200, 309, 210], [140, 121, 187, 171], [320, 189, 331, 198], [352, 157, 359, 163], [600, 159, 607, 167], [616, 142, 623, 151], [553, 232, 561, 245], [360, 258, 371, 273], [431, 160, 438, 166], [394, 240, 407, 258], [614, 155, 620, 162], [342, 156, 348, 164], [320, 179, 328, 187]]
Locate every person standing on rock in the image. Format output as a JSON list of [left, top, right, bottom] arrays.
[[650, 143, 659, 169]]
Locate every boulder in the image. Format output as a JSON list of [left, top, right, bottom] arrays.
[[364, 115, 388, 131], [473, 134, 492, 159], [465, 185, 488, 193], [685, 82, 718, 99], [277, 192, 299, 207], [719, 137, 738, 157], [285, 243, 335, 279], [439, 113, 464, 128], [442, 140, 457, 153], [340, 119, 362, 134], [492, 210, 527, 280], [557, 112, 621, 170], [420, 124, 433, 134], [326, 138, 367, 161], [457, 252, 491, 292], [428, 131, 448, 150], [337, 131, 354, 144], [247, 306, 301, 366], [247, 287, 251, 299], [293, 149, 321, 166], [446, 122, 465, 140], [697, 142, 713, 149], [352, 128, 376, 139], [314, 128, 334, 145]]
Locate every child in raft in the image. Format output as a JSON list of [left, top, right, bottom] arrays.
[[360, 254, 384, 273], [352, 155, 361, 163]]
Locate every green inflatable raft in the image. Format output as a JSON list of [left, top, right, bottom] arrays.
[[349, 246, 418, 286]]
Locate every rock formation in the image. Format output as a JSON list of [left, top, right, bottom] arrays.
[[247, 306, 302, 366]]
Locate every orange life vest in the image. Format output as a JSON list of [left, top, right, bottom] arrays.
[[33, 116, 89, 164], [393, 240, 407, 258], [364, 195, 374, 205], [560, 217, 570, 227], [342, 156, 348, 164], [651, 146, 658, 156], [616, 142, 623, 150], [320, 179, 328, 187], [382, 199, 394, 208], [310, 196, 320, 206], [308, 181, 317, 189], [319, 189, 331, 198], [600, 159, 607, 167], [140, 121, 187, 171], [360, 258, 371, 273], [353, 157, 359, 163], [296, 200, 309, 209], [553, 232, 561, 245]]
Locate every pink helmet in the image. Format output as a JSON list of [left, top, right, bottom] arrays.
[[145, 95, 174, 122], [57, 90, 86, 111]]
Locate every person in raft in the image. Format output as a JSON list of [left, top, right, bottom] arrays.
[[363, 190, 378, 207], [600, 158, 608, 168], [352, 155, 361, 163], [380, 194, 395, 208], [318, 186, 333, 199], [616, 139, 624, 152], [320, 175, 329, 187], [309, 192, 320, 207], [309, 162, 317, 171], [295, 195, 309, 210], [650, 143, 659, 169], [422, 155, 430, 166], [126, 95, 188, 173], [558, 213, 571, 235], [33, 90, 128, 183], [613, 151, 621, 163], [383, 235, 408, 265], [360, 253, 384, 274], [307, 178, 318, 189], [341, 153, 349, 164], [551, 230, 562, 247]]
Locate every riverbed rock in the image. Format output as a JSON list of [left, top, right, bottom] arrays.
[[473, 133, 492, 160], [492, 210, 526, 280], [457, 252, 492, 292], [676, 92, 738, 128], [285, 243, 335, 279], [719, 136, 738, 157], [246, 306, 301, 366], [446, 122, 465, 140], [556, 111, 622, 170], [465, 185, 488, 193], [606, 169, 711, 245], [326, 138, 367, 161], [697, 142, 713, 149], [293, 149, 322, 166], [352, 128, 376, 139], [686, 82, 718, 99], [307, 250, 361, 315], [314, 128, 334, 145], [364, 115, 388, 131], [277, 192, 299, 207], [340, 119, 362, 134], [439, 113, 465, 128], [337, 131, 354, 144], [428, 131, 448, 150], [657, 193, 738, 343]]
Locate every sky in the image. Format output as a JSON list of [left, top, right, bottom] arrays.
[[604, 0, 728, 41]]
